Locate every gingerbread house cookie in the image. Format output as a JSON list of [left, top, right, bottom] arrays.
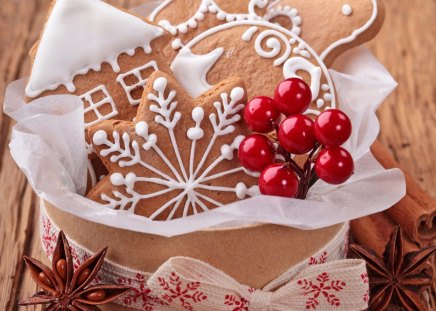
[[26, 0, 172, 128], [87, 71, 259, 220]]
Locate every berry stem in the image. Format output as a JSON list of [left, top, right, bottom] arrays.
[[274, 121, 305, 179], [296, 143, 321, 199], [276, 145, 305, 179], [273, 119, 321, 199]]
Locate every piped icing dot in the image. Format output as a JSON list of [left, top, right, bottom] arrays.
[[342, 4, 353, 16]]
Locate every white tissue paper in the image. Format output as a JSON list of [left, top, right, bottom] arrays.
[[5, 42, 405, 237]]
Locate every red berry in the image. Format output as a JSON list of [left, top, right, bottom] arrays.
[[259, 164, 299, 198], [314, 109, 352, 147], [274, 78, 312, 116], [278, 114, 316, 154], [315, 147, 354, 184], [238, 134, 275, 172], [244, 96, 281, 133]]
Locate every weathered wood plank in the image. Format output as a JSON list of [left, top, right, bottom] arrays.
[[0, 0, 52, 310], [368, 0, 436, 197]]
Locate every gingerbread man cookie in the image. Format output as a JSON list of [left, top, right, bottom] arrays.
[[264, 0, 385, 65], [87, 71, 259, 220], [26, 0, 172, 128], [171, 20, 337, 117], [149, 0, 271, 60]]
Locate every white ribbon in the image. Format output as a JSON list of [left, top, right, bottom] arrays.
[[147, 257, 369, 311]]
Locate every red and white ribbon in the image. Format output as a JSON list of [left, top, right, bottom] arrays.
[[40, 205, 369, 310]]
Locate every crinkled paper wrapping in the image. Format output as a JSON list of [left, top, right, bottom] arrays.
[[4, 45, 405, 237]]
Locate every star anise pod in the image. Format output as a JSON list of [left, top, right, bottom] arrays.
[[350, 226, 436, 311], [19, 231, 131, 310]]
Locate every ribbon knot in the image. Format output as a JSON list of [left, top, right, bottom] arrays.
[[248, 289, 273, 311]]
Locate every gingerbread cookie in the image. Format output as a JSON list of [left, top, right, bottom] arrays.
[[149, 0, 271, 60], [26, 0, 172, 128], [264, 0, 385, 65], [172, 20, 337, 117], [87, 71, 259, 220]]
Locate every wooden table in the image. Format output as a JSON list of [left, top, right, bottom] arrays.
[[0, 0, 434, 309]]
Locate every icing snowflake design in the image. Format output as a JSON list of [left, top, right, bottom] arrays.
[[90, 73, 259, 220]]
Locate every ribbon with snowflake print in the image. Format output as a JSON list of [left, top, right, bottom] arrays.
[[40, 203, 367, 310], [147, 257, 368, 311]]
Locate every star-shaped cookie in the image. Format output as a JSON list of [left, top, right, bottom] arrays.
[[87, 71, 259, 220]]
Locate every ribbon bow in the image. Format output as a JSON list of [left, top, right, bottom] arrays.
[[148, 257, 369, 311]]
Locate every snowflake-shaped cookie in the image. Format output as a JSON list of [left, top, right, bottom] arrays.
[[87, 72, 259, 220]]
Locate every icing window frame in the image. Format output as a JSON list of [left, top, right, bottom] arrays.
[[81, 85, 118, 128], [116, 61, 159, 106]]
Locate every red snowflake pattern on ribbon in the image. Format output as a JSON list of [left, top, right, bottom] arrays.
[[118, 273, 165, 310], [223, 287, 254, 311], [361, 273, 369, 302], [298, 272, 346, 309], [224, 295, 249, 311], [158, 272, 208, 310], [309, 251, 328, 265], [41, 215, 57, 257]]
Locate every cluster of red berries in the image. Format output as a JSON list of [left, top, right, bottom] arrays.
[[238, 78, 354, 199]]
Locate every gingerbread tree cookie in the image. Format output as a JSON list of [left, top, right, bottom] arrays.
[[149, 0, 271, 60], [171, 20, 337, 117], [87, 72, 259, 220], [26, 0, 172, 128], [264, 0, 385, 65]]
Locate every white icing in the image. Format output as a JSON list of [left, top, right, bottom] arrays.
[[324, 93, 333, 101], [283, 57, 322, 100], [254, 29, 292, 66], [171, 20, 336, 113], [262, 5, 302, 36], [316, 99, 324, 109], [116, 61, 159, 106], [94, 78, 258, 219], [172, 47, 224, 97], [148, 77, 187, 181], [321, 0, 378, 59], [187, 107, 205, 140], [248, 0, 270, 14], [171, 38, 184, 50], [80, 85, 118, 128], [149, 0, 266, 50], [321, 84, 330, 91], [342, 4, 353, 16], [26, 0, 165, 98], [242, 26, 258, 41]]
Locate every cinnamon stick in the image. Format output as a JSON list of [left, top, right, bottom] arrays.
[[371, 141, 436, 244]]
